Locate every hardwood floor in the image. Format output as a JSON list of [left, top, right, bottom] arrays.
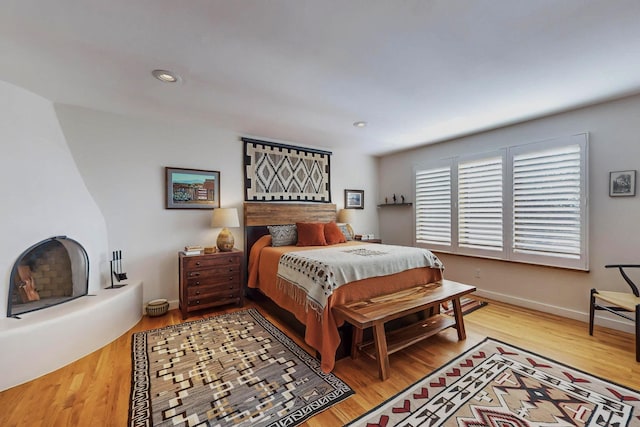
[[1, 298, 638, 426]]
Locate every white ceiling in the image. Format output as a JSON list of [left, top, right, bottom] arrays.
[[2, 1, 640, 156]]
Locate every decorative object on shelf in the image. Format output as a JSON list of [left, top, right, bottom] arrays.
[[609, 170, 636, 197], [107, 250, 127, 289], [401, 195, 405, 203], [337, 208, 355, 238], [344, 189, 364, 209], [211, 207, 240, 251], [204, 246, 216, 254], [385, 197, 388, 204], [243, 137, 332, 202], [146, 299, 169, 317], [165, 167, 220, 209]]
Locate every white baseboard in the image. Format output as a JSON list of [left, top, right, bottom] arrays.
[[474, 289, 635, 335]]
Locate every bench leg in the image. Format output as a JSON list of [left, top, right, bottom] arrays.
[[351, 326, 363, 359], [373, 322, 390, 381], [452, 297, 467, 340]]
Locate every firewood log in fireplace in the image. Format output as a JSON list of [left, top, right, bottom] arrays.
[[17, 264, 40, 303]]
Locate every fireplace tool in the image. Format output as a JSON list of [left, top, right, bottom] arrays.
[[107, 250, 128, 289]]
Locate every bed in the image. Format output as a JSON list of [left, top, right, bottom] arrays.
[[244, 202, 444, 372]]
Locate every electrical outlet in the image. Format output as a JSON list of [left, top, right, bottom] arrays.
[[474, 269, 481, 278]]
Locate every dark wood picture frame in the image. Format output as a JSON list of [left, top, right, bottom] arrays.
[[609, 170, 636, 197], [165, 167, 221, 209], [345, 189, 364, 209]]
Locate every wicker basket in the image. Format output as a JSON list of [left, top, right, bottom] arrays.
[[146, 299, 169, 317]]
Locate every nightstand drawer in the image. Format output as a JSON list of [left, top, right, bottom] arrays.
[[186, 273, 240, 288], [188, 284, 240, 305], [186, 265, 240, 281], [183, 254, 240, 270], [186, 296, 242, 313]]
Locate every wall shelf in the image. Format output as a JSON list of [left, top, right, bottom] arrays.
[[377, 203, 413, 207]]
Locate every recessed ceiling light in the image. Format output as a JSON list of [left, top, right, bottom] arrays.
[[353, 121, 367, 128], [152, 69, 179, 83]]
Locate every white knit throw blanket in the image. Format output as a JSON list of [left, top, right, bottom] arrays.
[[276, 244, 443, 314]]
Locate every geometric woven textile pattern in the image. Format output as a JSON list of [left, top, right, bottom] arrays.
[[244, 137, 331, 202], [129, 309, 353, 427], [346, 338, 640, 427]]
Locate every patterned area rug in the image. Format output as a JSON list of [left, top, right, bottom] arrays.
[[347, 338, 640, 426], [129, 309, 354, 427]]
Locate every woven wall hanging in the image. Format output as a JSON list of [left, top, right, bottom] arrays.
[[243, 137, 332, 202]]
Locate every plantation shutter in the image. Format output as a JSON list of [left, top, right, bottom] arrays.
[[512, 144, 582, 260], [415, 167, 451, 247], [458, 156, 503, 252]]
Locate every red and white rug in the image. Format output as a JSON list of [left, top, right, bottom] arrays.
[[347, 337, 640, 426]]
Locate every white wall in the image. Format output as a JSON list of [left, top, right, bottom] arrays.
[[378, 93, 640, 332], [0, 81, 108, 315], [55, 105, 379, 306]]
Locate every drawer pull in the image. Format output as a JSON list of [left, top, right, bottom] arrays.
[[195, 281, 200, 286], [195, 261, 201, 266], [189, 272, 201, 277], [195, 291, 200, 295]]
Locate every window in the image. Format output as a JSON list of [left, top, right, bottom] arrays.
[[415, 167, 452, 246], [414, 134, 588, 270], [458, 155, 504, 253]]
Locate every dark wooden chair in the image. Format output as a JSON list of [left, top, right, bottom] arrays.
[[590, 264, 640, 362]]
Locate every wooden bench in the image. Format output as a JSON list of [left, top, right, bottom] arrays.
[[332, 279, 476, 380]]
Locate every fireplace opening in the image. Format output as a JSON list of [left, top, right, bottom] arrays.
[[7, 236, 89, 318]]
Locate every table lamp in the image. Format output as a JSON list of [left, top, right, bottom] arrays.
[[337, 208, 355, 239], [211, 207, 240, 252]]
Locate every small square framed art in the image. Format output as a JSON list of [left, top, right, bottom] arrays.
[[609, 170, 636, 197], [344, 189, 364, 209]]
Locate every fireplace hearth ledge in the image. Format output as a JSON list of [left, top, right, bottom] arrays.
[[0, 280, 143, 392]]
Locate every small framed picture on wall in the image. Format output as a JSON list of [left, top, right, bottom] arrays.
[[609, 170, 636, 197], [345, 189, 364, 209]]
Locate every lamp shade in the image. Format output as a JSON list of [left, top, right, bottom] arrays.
[[337, 209, 354, 224], [211, 208, 240, 228]]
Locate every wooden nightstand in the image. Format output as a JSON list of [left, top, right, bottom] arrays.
[[178, 249, 243, 319]]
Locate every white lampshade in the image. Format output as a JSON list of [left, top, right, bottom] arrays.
[[337, 209, 354, 224], [211, 208, 240, 228]]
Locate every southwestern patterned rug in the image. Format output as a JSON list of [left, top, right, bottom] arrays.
[[347, 338, 640, 426], [129, 308, 353, 427]]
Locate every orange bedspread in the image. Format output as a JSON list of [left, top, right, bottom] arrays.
[[247, 235, 443, 372]]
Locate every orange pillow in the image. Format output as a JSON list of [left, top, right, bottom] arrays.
[[324, 221, 347, 245], [296, 222, 327, 246]]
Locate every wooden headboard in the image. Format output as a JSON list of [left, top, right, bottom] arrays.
[[243, 202, 337, 258]]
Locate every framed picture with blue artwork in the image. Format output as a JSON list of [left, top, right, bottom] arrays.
[[345, 189, 364, 209], [165, 167, 221, 209]]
